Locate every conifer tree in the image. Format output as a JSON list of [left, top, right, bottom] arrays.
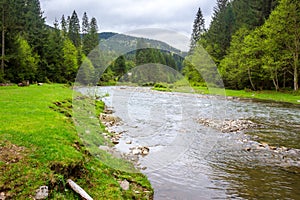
[[68, 10, 81, 48], [82, 12, 89, 35], [82, 17, 99, 55], [89, 17, 99, 47], [190, 7, 205, 52], [61, 15, 67, 35]]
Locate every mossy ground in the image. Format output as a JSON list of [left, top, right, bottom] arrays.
[[0, 84, 153, 199]]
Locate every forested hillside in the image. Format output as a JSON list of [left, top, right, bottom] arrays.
[[185, 0, 300, 91], [0, 0, 99, 84]]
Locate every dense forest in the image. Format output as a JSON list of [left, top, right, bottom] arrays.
[[185, 0, 300, 91], [0, 0, 99, 84], [0, 0, 182, 85], [1, 0, 299, 91]]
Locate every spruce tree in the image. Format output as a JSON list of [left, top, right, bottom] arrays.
[[61, 15, 67, 35], [83, 17, 99, 55], [89, 17, 99, 47], [82, 12, 89, 35], [68, 10, 81, 48], [190, 7, 206, 52]]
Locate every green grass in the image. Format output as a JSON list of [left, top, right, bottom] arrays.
[[192, 86, 300, 104], [0, 84, 153, 199], [151, 79, 300, 105]]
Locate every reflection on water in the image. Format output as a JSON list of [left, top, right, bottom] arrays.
[[78, 86, 300, 199]]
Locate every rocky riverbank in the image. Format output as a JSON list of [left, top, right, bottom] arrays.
[[98, 105, 150, 171]]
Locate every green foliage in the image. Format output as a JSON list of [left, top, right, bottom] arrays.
[[76, 55, 95, 85], [68, 10, 81, 48], [219, 0, 299, 91], [82, 17, 99, 55], [190, 0, 298, 91], [6, 35, 39, 82], [62, 38, 78, 82], [190, 7, 206, 52]]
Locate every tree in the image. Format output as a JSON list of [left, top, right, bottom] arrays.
[[82, 17, 99, 55], [113, 55, 126, 79], [89, 17, 99, 49], [62, 38, 78, 82], [44, 21, 64, 82], [205, 0, 234, 64], [68, 10, 81, 48], [220, 28, 251, 89], [6, 36, 38, 83], [61, 15, 67, 35], [82, 12, 89, 35], [77, 55, 95, 85], [190, 7, 205, 52], [261, 0, 300, 91]]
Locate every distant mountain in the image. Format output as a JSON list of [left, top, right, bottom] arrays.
[[98, 32, 187, 57]]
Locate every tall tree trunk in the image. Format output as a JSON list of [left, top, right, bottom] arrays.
[[294, 59, 298, 91], [1, 4, 5, 77], [248, 67, 256, 90]]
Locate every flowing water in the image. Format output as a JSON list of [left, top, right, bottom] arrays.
[[79, 86, 300, 199]]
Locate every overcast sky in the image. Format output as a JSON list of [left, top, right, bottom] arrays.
[[40, 0, 216, 34], [40, 0, 216, 51]]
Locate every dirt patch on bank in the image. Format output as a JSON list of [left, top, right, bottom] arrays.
[[0, 142, 27, 164]]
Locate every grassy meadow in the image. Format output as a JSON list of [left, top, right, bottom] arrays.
[[0, 84, 152, 199]]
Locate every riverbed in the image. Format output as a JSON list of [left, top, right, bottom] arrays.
[[78, 86, 300, 199]]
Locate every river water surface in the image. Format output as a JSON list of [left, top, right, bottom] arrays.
[[80, 86, 300, 199]]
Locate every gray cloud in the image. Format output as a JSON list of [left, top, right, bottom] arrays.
[[40, 0, 215, 34]]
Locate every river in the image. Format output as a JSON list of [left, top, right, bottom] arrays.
[[78, 86, 300, 199]]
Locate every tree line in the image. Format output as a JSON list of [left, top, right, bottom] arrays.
[[0, 0, 99, 84], [98, 38, 183, 85], [186, 0, 299, 91]]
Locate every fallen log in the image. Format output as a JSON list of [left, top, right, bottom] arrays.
[[67, 179, 93, 200]]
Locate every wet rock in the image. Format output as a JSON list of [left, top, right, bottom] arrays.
[[0, 192, 5, 200], [35, 186, 48, 200], [126, 140, 132, 144], [119, 179, 130, 191], [132, 149, 141, 155], [111, 138, 119, 144], [244, 147, 252, 152], [103, 108, 114, 114], [99, 113, 121, 125], [140, 147, 150, 156], [198, 118, 259, 133], [131, 146, 150, 156]]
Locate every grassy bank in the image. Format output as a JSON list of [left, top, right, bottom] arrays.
[[152, 82, 300, 105], [0, 84, 153, 199]]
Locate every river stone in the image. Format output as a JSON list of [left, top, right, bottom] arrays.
[[126, 140, 132, 144], [132, 149, 141, 155], [0, 192, 5, 200], [119, 179, 130, 190], [35, 186, 48, 200]]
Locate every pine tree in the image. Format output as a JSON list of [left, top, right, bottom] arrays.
[[82, 12, 89, 35], [68, 10, 81, 48], [89, 17, 99, 47], [82, 17, 99, 55], [61, 15, 67, 35], [205, 0, 234, 64], [190, 7, 205, 52], [113, 55, 126, 79]]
